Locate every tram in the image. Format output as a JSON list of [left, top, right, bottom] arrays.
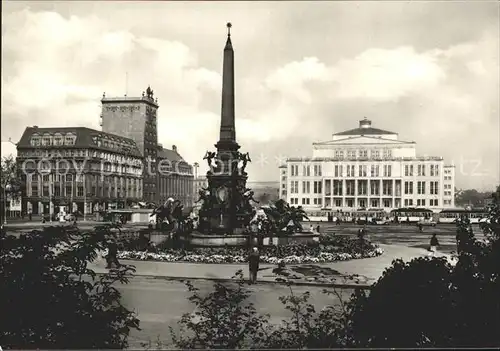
[[438, 208, 488, 224], [391, 207, 434, 223]]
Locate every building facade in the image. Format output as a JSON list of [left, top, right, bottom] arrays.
[[157, 144, 194, 207], [16, 126, 143, 216], [280, 118, 455, 215], [101, 87, 194, 205]]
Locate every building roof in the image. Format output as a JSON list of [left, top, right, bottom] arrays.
[[333, 117, 397, 136], [157, 147, 184, 162], [16, 126, 142, 157], [333, 127, 397, 136]]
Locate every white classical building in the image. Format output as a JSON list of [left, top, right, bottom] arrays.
[[279, 118, 455, 216]]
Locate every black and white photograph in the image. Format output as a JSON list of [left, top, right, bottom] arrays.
[[1, 0, 499, 349]]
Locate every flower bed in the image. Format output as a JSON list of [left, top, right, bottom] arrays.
[[115, 235, 384, 264]]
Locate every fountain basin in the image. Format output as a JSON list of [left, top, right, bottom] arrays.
[[182, 231, 320, 247]]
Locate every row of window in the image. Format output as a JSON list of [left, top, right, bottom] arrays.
[[18, 149, 143, 166], [292, 180, 401, 196], [333, 148, 393, 159], [404, 181, 440, 195], [290, 164, 323, 177], [444, 176, 453, 181], [402, 199, 440, 207], [29, 185, 142, 198], [341, 164, 392, 177], [404, 164, 441, 177], [324, 199, 394, 208], [30, 133, 77, 147]]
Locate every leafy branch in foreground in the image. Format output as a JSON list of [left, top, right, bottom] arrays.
[[0, 225, 140, 349]]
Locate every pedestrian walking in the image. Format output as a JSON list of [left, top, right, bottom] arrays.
[[309, 224, 314, 233], [418, 223, 423, 232], [105, 238, 121, 269], [28, 210, 32, 221], [429, 234, 440, 257], [248, 247, 260, 284], [316, 225, 320, 233]]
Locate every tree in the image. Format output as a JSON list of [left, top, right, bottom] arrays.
[[0, 225, 140, 349], [348, 185, 500, 348], [455, 188, 492, 207], [170, 270, 271, 349]]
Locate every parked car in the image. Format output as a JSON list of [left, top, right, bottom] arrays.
[[418, 218, 437, 227], [371, 217, 390, 225]]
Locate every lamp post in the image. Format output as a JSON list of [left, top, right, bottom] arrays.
[[49, 171, 53, 223], [3, 183, 12, 225]]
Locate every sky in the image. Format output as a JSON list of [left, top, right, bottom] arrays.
[[1, 1, 499, 191]]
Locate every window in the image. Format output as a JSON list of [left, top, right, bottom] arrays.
[[346, 165, 355, 177], [430, 181, 439, 195], [64, 133, 76, 145], [42, 174, 50, 182], [281, 176, 286, 181], [302, 181, 310, 194], [302, 165, 310, 177], [333, 180, 343, 196], [430, 165, 435, 176], [77, 187, 84, 197], [313, 181, 322, 194], [66, 174, 73, 182], [421, 199, 426, 206], [417, 199, 421, 206], [383, 149, 392, 159], [334, 150, 344, 159], [313, 198, 322, 205], [42, 134, 52, 146], [334, 165, 343, 177], [335, 199, 342, 207], [291, 165, 298, 176], [372, 150, 380, 159], [291, 181, 299, 194], [383, 165, 392, 177], [418, 165, 425, 176], [434, 199, 439, 207], [370, 180, 380, 196], [301, 198, 310, 205], [435, 165, 440, 176], [382, 180, 392, 196], [370, 165, 379, 177], [30, 135, 41, 146], [359, 149, 368, 158], [405, 164, 415, 177], [358, 165, 367, 177], [347, 150, 356, 158], [404, 199, 409, 206], [346, 181, 355, 196], [383, 199, 391, 208], [358, 181, 367, 195], [417, 181, 426, 195], [54, 186, 61, 197], [313, 165, 322, 176], [359, 199, 366, 208]]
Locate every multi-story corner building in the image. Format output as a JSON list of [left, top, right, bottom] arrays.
[[157, 143, 194, 207], [101, 87, 194, 205], [16, 126, 143, 216], [280, 118, 455, 216]]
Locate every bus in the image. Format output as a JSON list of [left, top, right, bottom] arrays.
[[391, 208, 434, 223], [438, 208, 488, 224]]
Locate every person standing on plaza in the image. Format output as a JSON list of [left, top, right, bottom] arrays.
[[105, 237, 121, 269], [248, 247, 260, 284], [429, 234, 440, 257]]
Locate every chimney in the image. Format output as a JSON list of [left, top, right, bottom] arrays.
[[172, 145, 177, 153]]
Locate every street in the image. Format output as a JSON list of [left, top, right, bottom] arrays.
[[117, 276, 356, 348]]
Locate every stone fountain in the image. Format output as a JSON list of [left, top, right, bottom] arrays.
[[188, 23, 258, 246]]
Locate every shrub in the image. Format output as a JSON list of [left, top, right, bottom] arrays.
[[0, 225, 140, 349]]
